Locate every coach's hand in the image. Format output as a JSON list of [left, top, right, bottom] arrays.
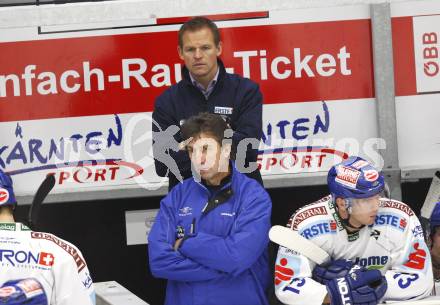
[[326, 265, 387, 305], [313, 259, 354, 285]]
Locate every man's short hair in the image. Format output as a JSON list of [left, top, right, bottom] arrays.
[[181, 112, 228, 145], [178, 16, 221, 48]]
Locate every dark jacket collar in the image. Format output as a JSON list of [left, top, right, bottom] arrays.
[[182, 59, 226, 86], [194, 160, 239, 192]]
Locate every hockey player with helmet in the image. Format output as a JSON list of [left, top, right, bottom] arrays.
[[0, 169, 95, 305], [429, 202, 440, 281], [274, 156, 433, 305]]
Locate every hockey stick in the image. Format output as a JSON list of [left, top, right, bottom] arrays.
[[420, 171, 440, 236], [27, 174, 56, 230], [269, 225, 331, 265]]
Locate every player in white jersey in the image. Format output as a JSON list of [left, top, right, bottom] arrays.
[[429, 202, 440, 284], [274, 156, 433, 305], [0, 169, 95, 305]]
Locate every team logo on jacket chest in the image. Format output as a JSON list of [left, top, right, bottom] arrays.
[[214, 106, 233, 115], [178, 207, 193, 217], [300, 220, 337, 239]]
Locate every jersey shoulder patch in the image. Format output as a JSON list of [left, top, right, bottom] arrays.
[[288, 196, 333, 231], [30, 231, 87, 273], [380, 199, 415, 217]]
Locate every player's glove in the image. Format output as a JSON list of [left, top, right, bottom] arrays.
[[327, 265, 387, 305], [0, 278, 48, 305], [313, 259, 354, 285]]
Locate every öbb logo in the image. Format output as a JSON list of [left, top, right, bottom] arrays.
[[422, 32, 439, 77]]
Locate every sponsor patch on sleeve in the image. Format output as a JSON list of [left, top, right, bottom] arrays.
[[291, 206, 328, 230], [275, 254, 301, 286], [31, 232, 87, 272], [403, 241, 428, 271], [381, 200, 414, 216]]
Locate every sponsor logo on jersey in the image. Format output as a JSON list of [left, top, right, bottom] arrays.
[[275, 257, 294, 285], [364, 169, 379, 182], [351, 160, 369, 169], [274, 255, 301, 286], [335, 166, 360, 189], [330, 211, 344, 231], [0, 249, 54, 269], [82, 271, 93, 289], [354, 255, 388, 269], [373, 213, 407, 232], [0, 236, 19, 246], [20, 224, 31, 231], [178, 206, 193, 217], [214, 106, 233, 115], [0, 223, 16, 231], [381, 200, 414, 216], [300, 220, 337, 239], [370, 229, 381, 240], [292, 206, 327, 230], [328, 200, 335, 210], [347, 231, 359, 242], [412, 225, 424, 238], [403, 242, 427, 270], [31, 232, 86, 272], [39, 252, 55, 266], [399, 218, 408, 230], [282, 248, 300, 256], [0, 188, 9, 204]]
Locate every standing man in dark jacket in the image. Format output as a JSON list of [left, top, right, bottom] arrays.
[[152, 16, 263, 191], [148, 113, 271, 305]]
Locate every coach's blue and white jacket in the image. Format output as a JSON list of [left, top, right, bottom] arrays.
[[148, 164, 271, 305]]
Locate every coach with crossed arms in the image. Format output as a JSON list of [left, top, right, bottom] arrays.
[[148, 113, 271, 305]]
